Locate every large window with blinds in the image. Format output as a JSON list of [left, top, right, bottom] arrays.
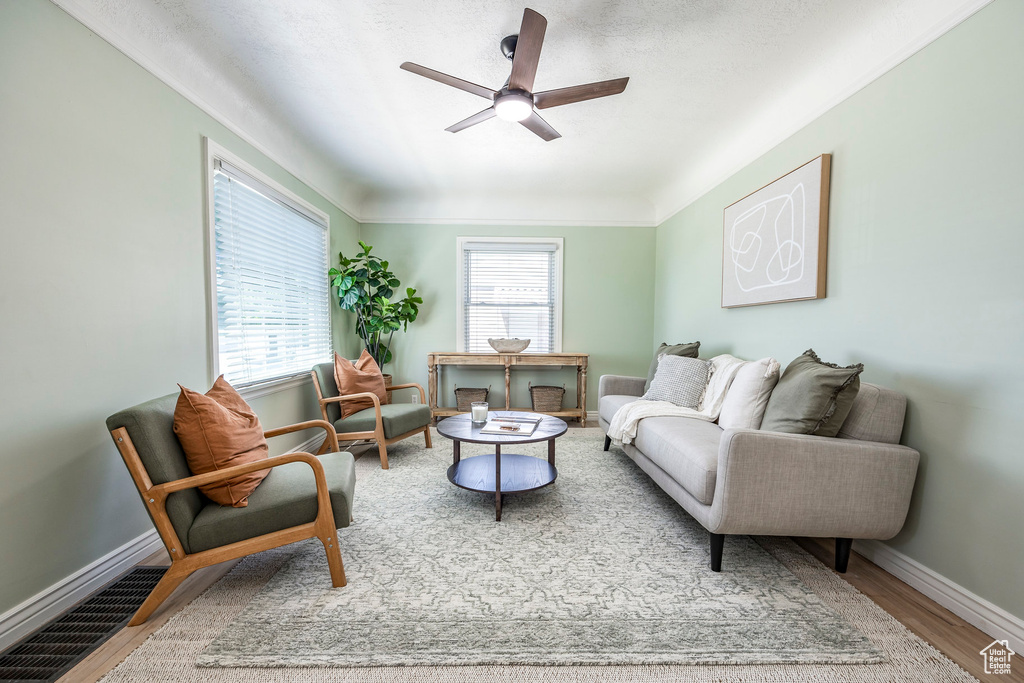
[[456, 237, 563, 353], [206, 141, 332, 387]]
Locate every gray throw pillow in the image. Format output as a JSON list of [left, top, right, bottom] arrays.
[[644, 341, 701, 392], [760, 349, 863, 437], [641, 355, 712, 409]]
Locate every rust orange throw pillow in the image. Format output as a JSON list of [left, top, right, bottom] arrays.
[[334, 350, 387, 418], [172, 375, 269, 507]]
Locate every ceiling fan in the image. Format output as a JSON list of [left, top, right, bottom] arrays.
[[400, 8, 629, 141]]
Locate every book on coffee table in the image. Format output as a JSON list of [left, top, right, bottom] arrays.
[[479, 416, 541, 436]]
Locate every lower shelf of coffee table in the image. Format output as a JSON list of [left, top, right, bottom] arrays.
[[447, 453, 557, 494]]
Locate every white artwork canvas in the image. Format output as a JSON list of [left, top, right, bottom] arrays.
[[722, 154, 831, 308]]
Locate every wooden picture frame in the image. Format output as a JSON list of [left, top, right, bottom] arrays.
[[722, 154, 831, 308]]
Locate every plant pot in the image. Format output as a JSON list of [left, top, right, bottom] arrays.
[[383, 373, 392, 405]]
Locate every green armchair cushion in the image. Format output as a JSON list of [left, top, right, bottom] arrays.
[[188, 451, 356, 554], [334, 403, 431, 439], [312, 363, 343, 423], [107, 394, 205, 554]]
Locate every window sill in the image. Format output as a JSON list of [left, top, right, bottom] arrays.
[[235, 373, 311, 401]]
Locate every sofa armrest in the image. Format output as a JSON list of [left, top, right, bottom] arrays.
[[599, 375, 646, 400], [707, 429, 920, 539]]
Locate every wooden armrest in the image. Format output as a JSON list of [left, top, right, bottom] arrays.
[[319, 392, 382, 407], [264, 419, 340, 453], [384, 383, 427, 403], [150, 452, 327, 500]]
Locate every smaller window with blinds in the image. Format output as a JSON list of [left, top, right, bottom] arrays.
[[456, 237, 563, 353], [205, 139, 333, 387]]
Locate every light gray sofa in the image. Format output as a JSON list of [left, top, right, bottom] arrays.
[[598, 374, 920, 573]]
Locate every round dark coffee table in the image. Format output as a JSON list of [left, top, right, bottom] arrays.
[[436, 411, 568, 521]]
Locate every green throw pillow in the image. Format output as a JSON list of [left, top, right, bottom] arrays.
[[760, 349, 863, 437], [644, 341, 701, 392]]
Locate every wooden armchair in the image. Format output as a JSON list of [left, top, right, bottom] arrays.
[[106, 393, 355, 625], [311, 363, 432, 469]]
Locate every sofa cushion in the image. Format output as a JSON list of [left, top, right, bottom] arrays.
[[718, 357, 781, 430], [760, 349, 863, 437], [644, 341, 701, 392], [642, 356, 712, 408], [838, 383, 907, 444], [600, 394, 639, 425], [188, 451, 356, 554], [635, 417, 723, 505], [334, 403, 431, 438]]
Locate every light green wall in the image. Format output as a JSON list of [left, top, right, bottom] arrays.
[[356, 224, 656, 412], [0, 0, 360, 615], [653, 0, 1023, 619]]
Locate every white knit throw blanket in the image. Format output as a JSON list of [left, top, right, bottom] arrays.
[[607, 354, 747, 445]]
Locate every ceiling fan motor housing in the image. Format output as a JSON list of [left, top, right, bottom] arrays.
[[500, 34, 518, 60]]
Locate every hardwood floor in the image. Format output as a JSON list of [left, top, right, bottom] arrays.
[[58, 434, 1018, 681], [794, 537, 1023, 682]]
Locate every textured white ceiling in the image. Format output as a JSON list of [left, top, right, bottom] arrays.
[[57, 0, 989, 224]]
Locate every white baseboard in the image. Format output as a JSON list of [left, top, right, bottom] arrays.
[[855, 539, 1024, 652], [0, 529, 163, 651]]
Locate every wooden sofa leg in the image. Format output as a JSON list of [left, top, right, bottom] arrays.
[[376, 440, 390, 469], [710, 533, 724, 572], [424, 425, 432, 448], [127, 564, 193, 626], [320, 532, 347, 588], [835, 537, 853, 573], [603, 435, 611, 451]]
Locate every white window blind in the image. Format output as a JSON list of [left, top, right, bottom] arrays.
[[460, 239, 562, 353], [211, 157, 332, 386]]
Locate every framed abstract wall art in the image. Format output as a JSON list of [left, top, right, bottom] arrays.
[[722, 154, 831, 308]]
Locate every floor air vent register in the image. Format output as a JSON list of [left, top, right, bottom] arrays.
[[0, 566, 167, 683]]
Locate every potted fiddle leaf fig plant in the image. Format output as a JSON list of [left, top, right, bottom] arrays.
[[329, 241, 423, 374]]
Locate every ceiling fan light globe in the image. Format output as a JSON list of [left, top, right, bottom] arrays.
[[494, 94, 534, 122]]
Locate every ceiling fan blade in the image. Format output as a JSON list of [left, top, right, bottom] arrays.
[[508, 8, 547, 92], [400, 62, 496, 100], [445, 107, 497, 133], [519, 111, 560, 141], [533, 77, 629, 109]]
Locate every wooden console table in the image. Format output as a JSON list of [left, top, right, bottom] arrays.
[[427, 352, 589, 427]]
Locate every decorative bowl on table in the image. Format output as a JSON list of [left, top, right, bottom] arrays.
[[488, 338, 531, 353]]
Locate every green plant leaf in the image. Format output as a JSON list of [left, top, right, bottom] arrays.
[[341, 290, 359, 308]]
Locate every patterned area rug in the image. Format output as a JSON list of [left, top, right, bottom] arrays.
[[197, 430, 882, 667], [101, 429, 977, 682]]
